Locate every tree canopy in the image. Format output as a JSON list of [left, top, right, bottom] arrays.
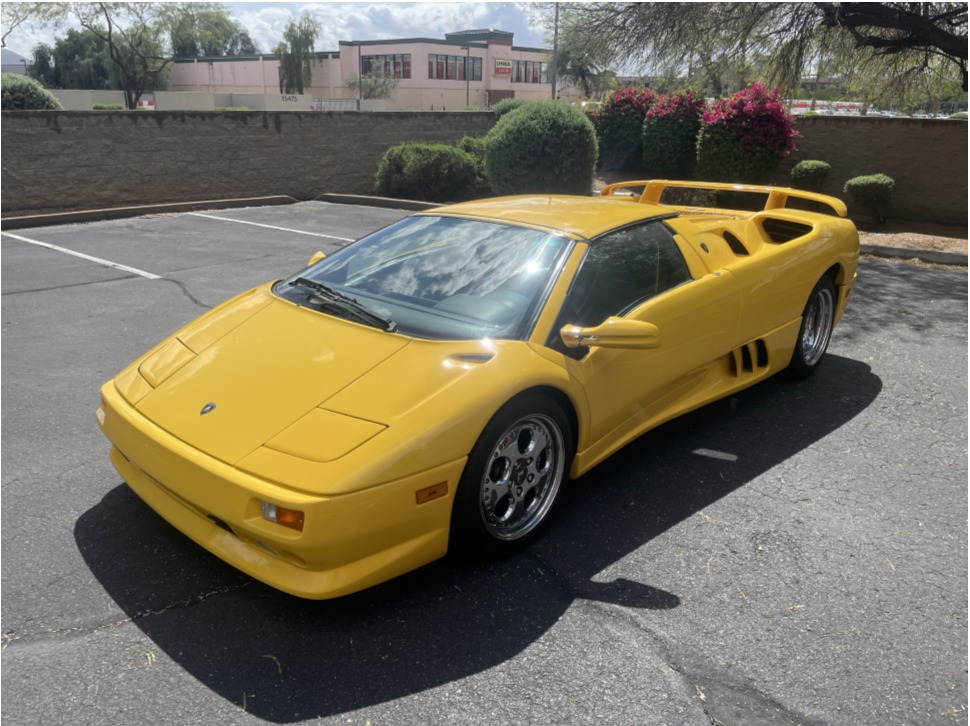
[[7, 2, 260, 108], [547, 2, 968, 94], [274, 15, 320, 94]]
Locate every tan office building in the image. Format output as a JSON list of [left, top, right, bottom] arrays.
[[168, 29, 553, 110]]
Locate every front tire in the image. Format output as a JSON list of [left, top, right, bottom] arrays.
[[788, 276, 836, 379], [450, 394, 573, 557]]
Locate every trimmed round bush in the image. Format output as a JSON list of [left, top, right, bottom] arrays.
[[948, 111, 968, 120], [844, 173, 894, 224], [696, 84, 797, 184], [375, 143, 479, 203], [455, 135, 493, 198], [491, 98, 533, 118], [594, 86, 655, 171], [484, 101, 598, 195], [1, 73, 62, 110], [642, 90, 705, 178], [791, 160, 831, 191]]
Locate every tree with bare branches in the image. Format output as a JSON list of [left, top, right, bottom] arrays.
[[546, 3, 968, 94]]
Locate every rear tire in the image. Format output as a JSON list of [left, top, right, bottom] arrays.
[[787, 276, 836, 379], [450, 394, 573, 557]]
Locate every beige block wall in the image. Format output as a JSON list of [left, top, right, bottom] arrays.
[[0, 110, 496, 216], [1, 111, 966, 224], [781, 116, 968, 225]]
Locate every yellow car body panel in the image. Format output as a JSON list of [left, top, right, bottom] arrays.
[[98, 182, 859, 599]]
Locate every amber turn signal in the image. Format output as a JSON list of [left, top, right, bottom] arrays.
[[261, 501, 305, 531], [415, 482, 448, 505]]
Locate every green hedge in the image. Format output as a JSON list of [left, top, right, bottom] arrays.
[[642, 91, 705, 178], [791, 160, 831, 191], [844, 174, 894, 224], [374, 143, 479, 203], [484, 101, 598, 195], [594, 87, 654, 171], [490, 98, 533, 118], [455, 135, 493, 198], [1, 73, 62, 110], [695, 84, 796, 184]]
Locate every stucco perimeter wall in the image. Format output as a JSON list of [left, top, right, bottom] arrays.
[[0, 110, 496, 216], [781, 116, 967, 226], [2, 111, 967, 224]]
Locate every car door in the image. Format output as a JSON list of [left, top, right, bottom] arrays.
[[549, 220, 742, 462]]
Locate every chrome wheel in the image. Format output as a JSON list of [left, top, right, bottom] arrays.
[[787, 276, 837, 379], [799, 284, 835, 367], [479, 414, 566, 541]]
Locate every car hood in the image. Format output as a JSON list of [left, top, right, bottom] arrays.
[[134, 291, 409, 465]]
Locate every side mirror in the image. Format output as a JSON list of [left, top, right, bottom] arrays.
[[307, 251, 326, 266], [560, 317, 661, 350]]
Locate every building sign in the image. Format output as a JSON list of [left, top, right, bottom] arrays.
[[493, 59, 512, 76]]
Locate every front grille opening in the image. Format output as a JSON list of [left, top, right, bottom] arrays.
[[761, 218, 813, 243]]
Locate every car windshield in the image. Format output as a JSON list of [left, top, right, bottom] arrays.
[[274, 215, 572, 340]]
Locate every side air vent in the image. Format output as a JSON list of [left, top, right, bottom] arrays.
[[761, 218, 813, 244], [731, 339, 770, 377], [723, 231, 750, 256]]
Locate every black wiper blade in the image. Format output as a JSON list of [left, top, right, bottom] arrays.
[[290, 277, 397, 332]]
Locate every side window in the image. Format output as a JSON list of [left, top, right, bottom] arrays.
[[554, 221, 691, 332]]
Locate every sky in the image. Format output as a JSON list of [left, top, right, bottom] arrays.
[[2, 2, 549, 59]]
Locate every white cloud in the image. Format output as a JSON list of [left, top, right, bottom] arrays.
[[2, 2, 545, 58]]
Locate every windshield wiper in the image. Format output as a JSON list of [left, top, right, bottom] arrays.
[[290, 277, 397, 333]]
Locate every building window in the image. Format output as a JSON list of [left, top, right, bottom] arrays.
[[512, 60, 549, 84], [428, 54, 482, 81], [361, 54, 411, 79]]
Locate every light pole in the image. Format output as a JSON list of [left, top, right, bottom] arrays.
[[550, 3, 559, 100], [461, 46, 470, 107]]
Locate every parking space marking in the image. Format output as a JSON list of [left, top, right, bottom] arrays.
[[1, 232, 162, 280], [693, 448, 738, 462], [187, 213, 355, 242]]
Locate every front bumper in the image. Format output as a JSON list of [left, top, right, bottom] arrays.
[[98, 382, 465, 599]]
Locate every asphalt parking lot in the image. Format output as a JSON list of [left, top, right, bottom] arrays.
[[2, 202, 967, 726]]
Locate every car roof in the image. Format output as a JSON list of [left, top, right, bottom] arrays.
[[425, 195, 674, 240]]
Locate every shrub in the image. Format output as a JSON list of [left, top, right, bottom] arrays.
[[92, 104, 124, 110], [594, 86, 655, 171], [844, 174, 894, 224], [791, 160, 831, 191], [375, 143, 479, 203], [948, 111, 968, 120], [642, 90, 705, 178], [484, 101, 598, 195], [696, 84, 797, 184], [491, 98, 533, 118], [455, 135, 493, 198], [1, 73, 62, 110]]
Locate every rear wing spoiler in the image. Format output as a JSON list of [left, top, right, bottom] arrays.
[[599, 179, 848, 218]]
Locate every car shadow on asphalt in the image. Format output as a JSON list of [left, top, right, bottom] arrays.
[[75, 354, 881, 722]]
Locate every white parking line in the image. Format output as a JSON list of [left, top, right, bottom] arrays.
[[1, 232, 162, 280], [187, 212, 355, 242], [693, 448, 739, 462]]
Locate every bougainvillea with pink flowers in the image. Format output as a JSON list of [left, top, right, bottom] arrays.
[[593, 86, 656, 170], [696, 84, 798, 183], [642, 90, 706, 178]]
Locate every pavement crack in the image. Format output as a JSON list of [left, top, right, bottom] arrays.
[[156, 278, 212, 310], [2, 581, 250, 651]]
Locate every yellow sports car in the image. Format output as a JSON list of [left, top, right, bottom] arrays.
[[97, 180, 859, 599]]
